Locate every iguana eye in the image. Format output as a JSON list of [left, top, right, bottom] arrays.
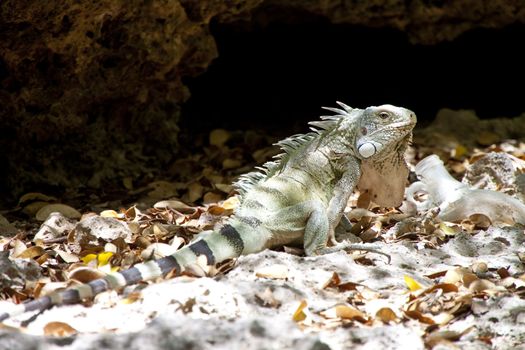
[[379, 112, 390, 119]]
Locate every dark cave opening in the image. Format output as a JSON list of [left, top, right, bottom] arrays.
[[182, 17, 525, 133]]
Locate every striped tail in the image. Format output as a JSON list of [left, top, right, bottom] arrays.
[[0, 224, 245, 322]]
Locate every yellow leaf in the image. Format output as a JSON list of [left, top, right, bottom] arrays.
[[97, 251, 114, 266], [438, 222, 460, 236], [452, 144, 468, 158], [81, 253, 97, 264], [404, 275, 422, 291], [292, 300, 308, 322]]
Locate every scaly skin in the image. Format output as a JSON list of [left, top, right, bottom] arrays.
[[0, 103, 416, 323]]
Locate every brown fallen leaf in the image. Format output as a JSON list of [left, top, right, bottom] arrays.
[[43, 322, 78, 337], [375, 307, 399, 323], [187, 182, 204, 203], [425, 270, 448, 279], [203, 192, 224, 205], [404, 310, 435, 325], [36, 204, 81, 221], [321, 304, 367, 322], [68, 267, 106, 283], [321, 272, 341, 289], [16, 245, 45, 259]]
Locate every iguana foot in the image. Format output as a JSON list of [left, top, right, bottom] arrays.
[[317, 241, 391, 263]]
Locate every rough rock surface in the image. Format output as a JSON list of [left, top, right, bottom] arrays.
[[1, 0, 524, 199], [257, 1, 525, 44]]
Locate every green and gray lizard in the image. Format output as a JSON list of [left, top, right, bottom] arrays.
[[0, 102, 416, 322]]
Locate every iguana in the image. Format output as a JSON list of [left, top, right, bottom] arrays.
[[0, 102, 416, 322]]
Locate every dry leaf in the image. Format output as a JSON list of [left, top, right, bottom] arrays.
[[360, 221, 382, 242], [15, 245, 45, 259], [255, 264, 289, 279], [54, 249, 80, 263], [121, 291, 143, 304], [292, 300, 308, 322], [438, 222, 461, 237], [22, 201, 50, 217], [425, 330, 463, 348], [443, 267, 471, 284], [122, 177, 133, 190], [11, 239, 28, 258], [214, 184, 232, 193], [147, 181, 179, 199], [461, 273, 478, 288], [18, 192, 57, 205], [404, 275, 422, 291], [43, 322, 78, 337], [496, 267, 511, 279], [375, 307, 398, 323], [476, 131, 500, 146], [187, 182, 204, 203], [36, 204, 81, 221], [468, 279, 497, 292], [141, 242, 178, 260], [356, 191, 371, 209], [154, 200, 195, 214], [100, 210, 121, 218], [209, 129, 231, 147], [0, 214, 16, 235], [222, 158, 242, 170], [68, 267, 106, 283], [422, 283, 459, 295], [404, 310, 435, 324], [322, 272, 341, 289], [203, 192, 223, 204], [321, 304, 367, 322], [452, 144, 468, 158], [425, 270, 448, 279], [222, 196, 239, 211]]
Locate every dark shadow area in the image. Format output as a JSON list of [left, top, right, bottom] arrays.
[[182, 17, 525, 132]]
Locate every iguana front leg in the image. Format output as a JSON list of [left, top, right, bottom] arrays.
[[304, 157, 361, 255], [326, 157, 362, 246], [304, 158, 390, 262]]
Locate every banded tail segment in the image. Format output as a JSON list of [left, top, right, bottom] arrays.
[[0, 224, 245, 322]]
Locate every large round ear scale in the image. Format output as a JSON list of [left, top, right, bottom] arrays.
[[358, 142, 377, 158]]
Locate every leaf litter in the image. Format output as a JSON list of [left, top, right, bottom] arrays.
[[1, 121, 525, 349]]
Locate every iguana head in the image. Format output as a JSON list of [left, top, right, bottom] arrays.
[[353, 104, 417, 207], [355, 104, 417, 160]]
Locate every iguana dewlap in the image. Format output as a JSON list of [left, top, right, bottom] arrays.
[[0, 103, 416, 323]]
